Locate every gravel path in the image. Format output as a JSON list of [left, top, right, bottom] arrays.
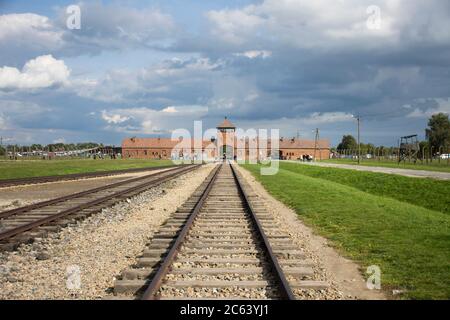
[[290, 161, 450, 180], [0, 164, 214, 300], [235, 165, 386, 300]]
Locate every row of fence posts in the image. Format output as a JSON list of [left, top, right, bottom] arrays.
[[0, 146, 115, 160], [1, 146, 54, 160], [335, 147, 450, 165]]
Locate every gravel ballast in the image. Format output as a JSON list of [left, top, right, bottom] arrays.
[[0, 164, 214, 300]]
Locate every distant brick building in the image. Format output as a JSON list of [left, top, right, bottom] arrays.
[[122, 117, 330, 161]]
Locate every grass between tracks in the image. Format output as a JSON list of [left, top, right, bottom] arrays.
[[0, 159, 174, 180], [242, 162, 450, 299], [324, 158, 450, 173]]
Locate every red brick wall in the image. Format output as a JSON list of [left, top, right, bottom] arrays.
[[123, 147, 330, 160]]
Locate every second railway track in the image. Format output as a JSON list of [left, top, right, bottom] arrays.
[[0, 164, 200, 250], [0, 164, 179, 188], [113, 163, 328, 300]]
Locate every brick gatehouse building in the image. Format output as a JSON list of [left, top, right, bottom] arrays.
[[122, 118, 330, 161]]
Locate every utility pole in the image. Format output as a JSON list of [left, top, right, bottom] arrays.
[[357, 115, 361, 164], [313, 128, 320, 161]]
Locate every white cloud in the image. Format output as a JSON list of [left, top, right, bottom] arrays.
[[57, 3, 177, 50], [206, 0, 450, 50], [0, 4, 177, 64], [244, 92, 259, 102], [234, 50, 272, 59], [206, 8, 264, 45], [0, 55, 70, 90], [101, 111, 131, 124], [162, 106, 178, 113], [0, 13, 53, 39], [0, 13, 63, 51], [100, 105, 208, 134], [302, 112, 355, 124], [73, 57, 223, 103]]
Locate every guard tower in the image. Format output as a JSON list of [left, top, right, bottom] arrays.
[[398, 135, 419, 164], [216, 117, 236, 160]]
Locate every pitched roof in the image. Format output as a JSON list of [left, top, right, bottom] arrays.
[[234, 138, 330, 149], [279, 138, 330, 149], [216, 117, 236, 129]]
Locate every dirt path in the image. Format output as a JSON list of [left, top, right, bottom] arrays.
[[236, 165, 386, 300], [293, 161, 450, 180]]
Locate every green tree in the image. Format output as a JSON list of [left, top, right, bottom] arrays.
[[31, 144, 43, 150], [426, 113, 450, 152], [337, 135, 358, 151], [76, 142, 100, 150]]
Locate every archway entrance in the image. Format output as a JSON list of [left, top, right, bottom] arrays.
[[222, 145, 234, 160]]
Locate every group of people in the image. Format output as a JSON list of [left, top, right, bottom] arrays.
[[222, 153, 238, 161]]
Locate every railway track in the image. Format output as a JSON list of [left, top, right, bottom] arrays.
[[113, 163, 328, 300], [0, 164, 179, 188], [0, 164, 200, 251]]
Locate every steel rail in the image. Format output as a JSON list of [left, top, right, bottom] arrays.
[[141, 164, 222, 300], [0, 165, 190, 220], [0, 165, 200, 242], [229, 163, 296, 300], [0, 164, 179, 188]]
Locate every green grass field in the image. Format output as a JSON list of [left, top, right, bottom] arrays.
[[281, 162, 450, 214], [324, 158, 450, 173], [0, 159, 174, 180], [242, 162, 450, 299]]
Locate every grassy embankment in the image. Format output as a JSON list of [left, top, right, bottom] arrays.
[[0, 159, 174, 180], [242, 162, 450, 299], [323, 158, 450, 173]]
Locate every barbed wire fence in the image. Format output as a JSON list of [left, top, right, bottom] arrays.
[[333, 147, 450, 166], [0, 144, 119, 161]]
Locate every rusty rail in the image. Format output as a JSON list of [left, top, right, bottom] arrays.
[[141, 162, 295, 300], [230, 163, 295, 300], [141, 164, 221, 300]]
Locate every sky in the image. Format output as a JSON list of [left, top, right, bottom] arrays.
[[0, 0, 449, 147]]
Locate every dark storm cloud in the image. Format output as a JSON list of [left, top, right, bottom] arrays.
[[1, 0, 450, 145]]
